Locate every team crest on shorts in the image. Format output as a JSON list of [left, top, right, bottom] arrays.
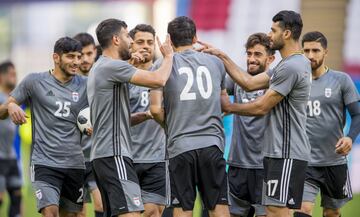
[[72, 92, 79, 102], [35, 189, 42, 200], [133, 197, 141, 206], [325, 88, 332, 98]]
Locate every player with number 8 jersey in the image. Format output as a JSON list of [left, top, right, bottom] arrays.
[[150, 16, 230, 217]]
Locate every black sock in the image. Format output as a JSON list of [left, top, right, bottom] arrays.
[[293, 212, 312, 217], [8, 188, 21, 217], [95, 211, 104, 217]]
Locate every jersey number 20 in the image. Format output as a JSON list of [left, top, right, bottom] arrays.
[[178, 66, 213, 101]]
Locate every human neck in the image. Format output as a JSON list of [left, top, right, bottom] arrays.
[[279, 40, 302, 59], [102, 47, 121, 60], [174, 45, 193, 52], [312, 64, 327, 79], [137, 61, 153, 70], [52, 68, 73, 84]]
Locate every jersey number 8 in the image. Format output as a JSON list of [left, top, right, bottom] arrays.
[[178, 66, 213, 101]]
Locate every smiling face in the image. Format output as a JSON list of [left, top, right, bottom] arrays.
[[55, 51, 82, 76], [130, 31, 155, 63], [303, 41, 327, 71], [246, 44, 273, 75]]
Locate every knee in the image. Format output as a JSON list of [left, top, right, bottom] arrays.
[[93, 198, 103, 212], [323, 208, 341, 217], [144, 206, 161, 217]]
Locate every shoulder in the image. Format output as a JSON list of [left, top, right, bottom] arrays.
[[23, 71, 48, 82], [328, 69, 354, 85]]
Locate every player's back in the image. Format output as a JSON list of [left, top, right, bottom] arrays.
[[162, 49, 225, 158]]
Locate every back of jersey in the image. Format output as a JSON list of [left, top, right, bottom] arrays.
[[161, 49, 226, 158]]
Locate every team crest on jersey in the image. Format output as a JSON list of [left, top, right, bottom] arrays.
[[325, 88, 332, 98], [72, 92, 79, 102], [35, 189, 42, 200], [133, 197, 141, 206]]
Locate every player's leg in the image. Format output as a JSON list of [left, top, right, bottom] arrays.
[[58, 168, 85, 217], [320, 165, 352, 217], [90, 188, 103, 217], [227, 166, 252, 217], [0, 159, 9, 207], [31, 165, 65, 217], [197, 146, 230, 217], [262, 158, 307, 217], [252, 169, 266, 217], [135, 162, 168, 217], [7, 159, 23, 217], [168, 151, 197, 217], [92, 156, 143, 217]]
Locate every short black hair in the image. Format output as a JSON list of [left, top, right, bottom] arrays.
[[0, 60, 14, 75], [95, 45, 102, 61], [96, 18, 128, 49], [54, 37, 82, 55], [272, 10, 303, 41], [301, 31, 328, 49], [129, 24, 156, 39], [167, 16, 196, 47], [73, 33, 95, 47], [245, 33, 275, 55]]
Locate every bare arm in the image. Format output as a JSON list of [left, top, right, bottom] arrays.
[[0, 96, 28, 124], [222, 89, 283, 116], [130, 111, 153, 126], [129, 35, 173, 88], [199, 41, 270, 91], [149, 89, 165, 127]]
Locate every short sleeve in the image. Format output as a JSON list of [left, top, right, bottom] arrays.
[[10, 73, 37, 104], [341, 73, 360, 105], [270, 64, 298, 97], [108, 60, 137, 83]]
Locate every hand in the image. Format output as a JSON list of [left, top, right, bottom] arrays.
[[129, 49, 145, 66], [8, 102, 28, 125], [157, 34, 173, 58], [85, 128, 93, 136], [145, 110, 153, 119], [197, 40, 225, 57], [335, 137, 352, 156], [195, 40, 214, 52], [221, 92, 232, 113]]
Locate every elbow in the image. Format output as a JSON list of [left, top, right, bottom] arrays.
[[255, 102, 270, 116], [150, 105, 162, 117]]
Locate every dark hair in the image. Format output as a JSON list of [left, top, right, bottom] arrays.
[[272, 10, 303, 41], [0, 60, 14, 75], [96, 18, 128, 49], [95, 45, 102, 61], [167, 16, 196, 47], [245, 33, 275, 55], [54, 37, 82, 55], [73, 32, 95, 47], [301, 31, 328, 49], [129, 24, 156, 39]]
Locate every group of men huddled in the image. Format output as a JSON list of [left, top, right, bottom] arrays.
[[0, 9, 359, 217]]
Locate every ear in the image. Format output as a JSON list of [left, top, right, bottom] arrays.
[[112, 35, 119, 46], [267, 55, 275, 64], [192, 35, 198, 45], [53, 53, 60, 64], [283, 29, 292, 40], [324, 48, 328, 56]]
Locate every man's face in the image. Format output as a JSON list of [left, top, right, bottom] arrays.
[[268, 22, 285, 50], [246, 44, 272, 75], [0, 66, 17, 90], [303, 41, 327, 71], [80, 44, 96, 75], [130, 31, 155, 63], [117, 27, 133, 60], [57, 51, 82, 76]]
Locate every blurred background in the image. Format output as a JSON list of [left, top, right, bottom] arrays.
[[0, 0, 359, 216]]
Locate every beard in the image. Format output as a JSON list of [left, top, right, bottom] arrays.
[[247, 62, 266, 75], [119, 47, 131, 60], [310, 58, 324, 70], [59, 61, 76, 77], [5, 82, 16, 91], [270, 39, 284, 51]]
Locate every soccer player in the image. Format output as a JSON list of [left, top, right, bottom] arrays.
[[0, 37, 88, 217], [150, 16, 230, 217], [297, 31, 360, 217], [128, 24, 168, 217], [226, 33, 274, 217], [201, 10, 311, 217], [0, 61, 22, 217], [87, 18, 173, 217], [73, 32, 103, 217]]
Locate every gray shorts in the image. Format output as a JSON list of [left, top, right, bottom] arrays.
[[30, 164, 85, 213], [302, 165, 352, 209], [0, 159, 22, 192]]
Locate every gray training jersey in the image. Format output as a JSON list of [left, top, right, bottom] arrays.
[[306, 69, 360, 166], [129, 84, 166, 163], [265, 54, 311, 161], [10, 71, 87, 169], [225, 76, 269, 169], [88, 56, 137, 160], [0, 92, 17, 159], [81, 134, 91, 162], [154, 49, 226, 158]]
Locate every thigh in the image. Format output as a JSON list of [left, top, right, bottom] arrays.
[[137, 162, 168, 206], [60, 167, 85, 213], [262, 157, 307, 209], [198, 146, 229, 210], [169, 151, 197, 211], [93, 156, 144, 216]]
